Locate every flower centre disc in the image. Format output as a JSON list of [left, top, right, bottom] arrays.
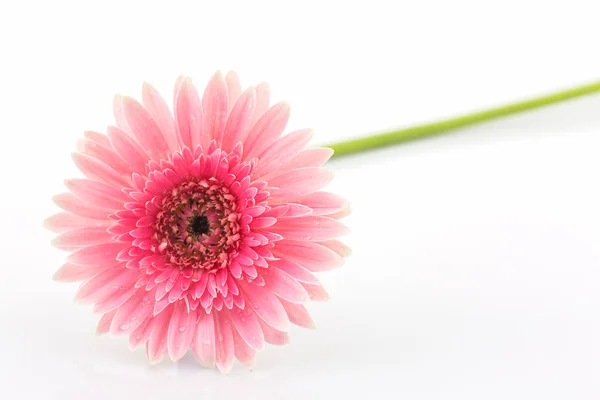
[[154, 179, 241, 271]]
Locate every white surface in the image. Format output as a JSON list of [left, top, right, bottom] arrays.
[[2, 0, 600, 399]]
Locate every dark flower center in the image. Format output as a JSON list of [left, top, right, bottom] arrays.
[[188, 214, 209, 236]]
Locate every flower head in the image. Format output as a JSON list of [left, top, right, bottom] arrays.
[[46, 71, 350, 373]]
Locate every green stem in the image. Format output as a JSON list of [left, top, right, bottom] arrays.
[[327, 80, 600, 158]]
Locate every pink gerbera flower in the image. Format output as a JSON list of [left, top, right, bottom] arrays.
[[46, 71, 350, 373]]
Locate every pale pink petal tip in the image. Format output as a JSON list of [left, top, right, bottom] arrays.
[[48, 71, 350, 373], [225, 71, 241, 109], [51, 267, 65, 282], [96, 310, 117, 335]]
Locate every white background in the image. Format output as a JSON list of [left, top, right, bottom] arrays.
[[1, 0, 600, 398]]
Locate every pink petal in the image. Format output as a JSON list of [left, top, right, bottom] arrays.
[[93, 284, 138, 314], [110, 289, 153, 335], [327, 206, 352, 219], [142, 81, 178, 152], [214, 310, 235, 374], [52, 193, 111, 220], [72, 152, 128, 187], [96, 309, 117, 335], [239, 280, 289, 332], [271, 240, 344, 272], [147, 304, 173, 364], [112, 95, 130, 133], [267, 216, 349, 242], [284, 191, 348, 216], [120, 95, 170, 158], [319, 239, 352, 257], [202, 71, 228, 148], [167, 301, 197, 361], [231, 322, 256, 367], [229, 304, 265, 351], [53, 262, 111, 283], [253, 129, 313, 179], [268, 168, 334, 199], [129, 317, 154, 350], [84, 130, 111, 148], [250, 217, 277, 229], [130, 227, 154, 239], [221, 87, 256, 153], [75, 266, 137, 303], [256, 314, 289, 345], [173, 75, 185, 105], [281, 203, 313, 218], [77, 138, 131, 175], [52, 226, 111, 249], [44, 212, 109, 233], [153, 294, 171, 315], [244, 205, 267, 218], [174, 77, 203, 150], [225, 71, 241, 111], [281, 147, 334, 171], [68, 243, 126, 266], [243, 102, 290, 161], [261, 267, 309, 304], [65, 179, 127, 210], [249, 82, 270, 128], [301, 282, 330, 301], [107, 126, 149, 174], [280, 299, 315, 329], [192, 311, 216, 367], [268, 258, 319, 284]]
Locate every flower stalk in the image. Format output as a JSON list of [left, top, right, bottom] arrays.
[[327, 80, 600, 158]]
